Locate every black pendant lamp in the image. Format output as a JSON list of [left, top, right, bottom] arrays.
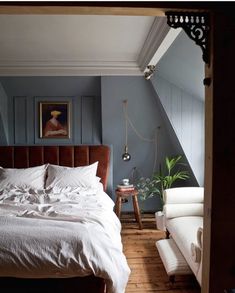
[[122, 145, 131, 161], [122, 100, 131, 161]]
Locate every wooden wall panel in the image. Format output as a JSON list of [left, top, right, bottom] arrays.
[[171, 87, 182, 141], [10, 95, 99, 146], [14, 96, 27, 144], [81, 96, 94, 144], [181, 92, 193, 160], [152, 75, 205, 186]]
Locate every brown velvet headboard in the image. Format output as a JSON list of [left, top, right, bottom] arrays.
[[0, 145, 110, 191]]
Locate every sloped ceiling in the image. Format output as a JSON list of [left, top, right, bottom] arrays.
[[0, 14, 204, 91], [156, 30, 204, 100], [0, 14, 169, 76]]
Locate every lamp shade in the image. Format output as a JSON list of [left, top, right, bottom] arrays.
[[122, 145, 131, 161]]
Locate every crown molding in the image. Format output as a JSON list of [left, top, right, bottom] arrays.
[[137, 17, 170, 71], [0, 60, 142, 76]]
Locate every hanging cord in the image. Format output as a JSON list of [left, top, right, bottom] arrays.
[[122, 100, 161, 175], [123, 100, 154, 143], [123, 100, 128, 148]]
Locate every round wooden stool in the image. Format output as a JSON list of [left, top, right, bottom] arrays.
[[115, 188, 143, 230]]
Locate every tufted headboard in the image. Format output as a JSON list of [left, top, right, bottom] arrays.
[[0, 145, 110, 191]]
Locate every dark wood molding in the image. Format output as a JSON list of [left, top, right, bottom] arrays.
[[166, 11, 210, 64]]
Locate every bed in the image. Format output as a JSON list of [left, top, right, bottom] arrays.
[[0, 145, 130, 293]]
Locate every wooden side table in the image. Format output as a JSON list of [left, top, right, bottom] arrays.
[[115, 188, 143, 230]]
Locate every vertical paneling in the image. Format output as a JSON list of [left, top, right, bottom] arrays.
[[73, 96, 82, 144], [27, 96, 35, 145], [0, 114, 7, 145], [191, 100, 204, 185], [152, 75, 205, 186], [93, 96, 102, 144], [0, 83, 9, 144], [163, 80, 172, 119], [14, 96, 27, 144], [171, 87, 182, 141], [0, 77, 102, 146], [81, 96, 94, 144], [181, 92, 193, 160], [8, 95, 99, 146]]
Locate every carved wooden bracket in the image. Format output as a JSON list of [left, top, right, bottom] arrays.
[[165, 12, 210, 64]]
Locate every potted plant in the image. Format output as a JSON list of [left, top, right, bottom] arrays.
[[136, 155, 189, 230], [154, 155, 189, 201], [136, 177, 160, 202]]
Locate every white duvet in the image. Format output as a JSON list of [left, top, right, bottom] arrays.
[[0, 185, 130, 293]]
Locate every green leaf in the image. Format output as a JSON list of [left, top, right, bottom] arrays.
[[165, 157, 171, 173], [136, 154, 190, 209], [168, 156, 182, 173]]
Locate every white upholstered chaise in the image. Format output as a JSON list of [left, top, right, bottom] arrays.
[[156, 187, 204, 285]]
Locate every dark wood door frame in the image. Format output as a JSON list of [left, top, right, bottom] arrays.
[[0, 3, 234, 293]]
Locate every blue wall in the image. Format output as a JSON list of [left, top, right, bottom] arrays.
[[0, 83, 9, 144], [151, 30, 205, 186], [0, 75, 194, 212], [152, 74, 204, 186], [101, 76, 186, 211], [156, 31, 204, 100], [0, 76, 101, 145]]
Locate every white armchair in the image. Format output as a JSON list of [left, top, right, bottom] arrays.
[[163, 187, 204, 285], [156, 187, 204, 285]]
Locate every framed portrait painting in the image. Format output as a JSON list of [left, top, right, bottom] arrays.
[[39, 102, 71, 138]]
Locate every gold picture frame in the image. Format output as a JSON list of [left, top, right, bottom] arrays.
[[39, 101, 71, 138]]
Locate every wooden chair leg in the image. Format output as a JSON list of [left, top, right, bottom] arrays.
[[169, 275, 175, 284], [115, 195, 122, 219], [132, 195, 143, 230], [166, 229, 170, 239]]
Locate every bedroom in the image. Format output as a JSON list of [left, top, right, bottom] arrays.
[[0, 3, 234, 293], [0, 10, 204, 209]]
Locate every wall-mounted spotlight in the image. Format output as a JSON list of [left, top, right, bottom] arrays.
[[144, 65, 156, 80]]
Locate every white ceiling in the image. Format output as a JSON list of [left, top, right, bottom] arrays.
[[0, 15, 170, 76], [0, 14, 204, 99]]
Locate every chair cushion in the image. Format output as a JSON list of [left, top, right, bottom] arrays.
[[166, 216, 203, 276], [164, 187, 204, 204], [156, 238, 192, 276]]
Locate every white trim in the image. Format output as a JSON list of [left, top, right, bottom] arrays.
[[0, 59, 138, 67], [0, 60, 142, 76], [137, 17, 170, 72], [145, 28, 182, 71]]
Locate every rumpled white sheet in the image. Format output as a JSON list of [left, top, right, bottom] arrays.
[[0, 186, 131, 293]]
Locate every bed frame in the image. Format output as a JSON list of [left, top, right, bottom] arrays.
[[0, 145, 110, 293]]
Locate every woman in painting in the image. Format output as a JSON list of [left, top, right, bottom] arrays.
[[43, 110, 67, 137]]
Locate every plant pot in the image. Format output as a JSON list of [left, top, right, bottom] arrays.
[[155, 211, 166, 231]]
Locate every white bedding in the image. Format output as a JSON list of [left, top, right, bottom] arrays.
[[0, 186, 130, 293]]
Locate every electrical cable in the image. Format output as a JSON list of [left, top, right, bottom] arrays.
[[122, 99, 161, 174]]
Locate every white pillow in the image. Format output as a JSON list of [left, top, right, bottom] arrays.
[[0, 164, 47, 190], [45, 162, 99, 189]]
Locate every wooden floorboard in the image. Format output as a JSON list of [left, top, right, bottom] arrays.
[[121, 213, 201, 293]]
